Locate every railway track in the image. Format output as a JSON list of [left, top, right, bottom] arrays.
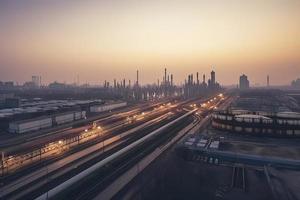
[[1, 95, 221, 200], [0, 111, 180, 200], [36, 110, 195, 200], [0, 103, 175, 177], [231, 165, 246, 191]]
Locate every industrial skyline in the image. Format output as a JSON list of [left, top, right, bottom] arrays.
[[0, 68, 297, 88]]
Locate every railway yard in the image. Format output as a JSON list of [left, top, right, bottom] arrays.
[[1, 89, 299, 200], [0, 93, 228, 200]]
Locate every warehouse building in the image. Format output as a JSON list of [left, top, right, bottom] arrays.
[[9, 116, 52, 134], [8, 110, 86, 134], [0, 99, 127, 131]]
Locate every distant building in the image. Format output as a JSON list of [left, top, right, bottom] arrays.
[[0, 81, 14, 88], [22, 76, 41, 88], [23, 81, 36, 88], [183, 69, 221, 98], [32, 75, 41, 87], [291, 78, 300, 88], [211, 70, 215, 85], [48, 81, 67, 89], [239, 74, 249, 90]]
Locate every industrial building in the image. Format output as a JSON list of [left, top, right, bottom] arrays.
[[8, 111, 86, 134], [183, 70, 221, 98], [239, 74, 250, 90], [0, 99, 127, 133], [9, 116, 53, 134]]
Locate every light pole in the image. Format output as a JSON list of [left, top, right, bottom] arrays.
[[1, 152, 4, 181], [97, 126, 104, 153]]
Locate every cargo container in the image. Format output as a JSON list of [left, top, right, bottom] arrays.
[[74, 111, 82, 120], [90, 102, 127, 113], [54, 112, 74, 125], [81, 111, 86, 119], [199, 139, 208, 144], [184, 141, 194, 146], [196, 143, 206, 148], [9, 117, 52, 134], [74, 111, 86, 120], [187, 137, 196, 142], [209, 141, 220, 149]]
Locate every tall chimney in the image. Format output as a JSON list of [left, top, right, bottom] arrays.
[[136, 70, 139, 86], [164, 68, 167, 84]]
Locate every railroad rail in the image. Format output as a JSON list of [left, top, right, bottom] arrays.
[[0, 112, 176, 199], [35, 109, 196, 200]]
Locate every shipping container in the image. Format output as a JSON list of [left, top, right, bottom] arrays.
[[209, 141, 220, 149], [54, 113, 74, 125], [74, 111, 82, 120], [74, 111, 86, 120]]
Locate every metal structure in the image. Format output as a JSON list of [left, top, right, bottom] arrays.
[[212, 110, 300, 136]]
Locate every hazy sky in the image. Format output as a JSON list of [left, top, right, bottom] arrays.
[[0, 0, 299, 86]]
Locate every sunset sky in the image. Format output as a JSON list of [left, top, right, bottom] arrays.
[[0, 0, 299, 86]]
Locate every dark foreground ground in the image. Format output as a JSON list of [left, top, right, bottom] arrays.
[[114, 144, 275, 200]]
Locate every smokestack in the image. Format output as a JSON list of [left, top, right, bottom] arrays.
[[171, 74, 173, 86], [123, 79, 126, 88], [203, 74, 206, 84], [136, 70, 139, 86], [129, 80, 131, 88], [114, 79, 116, 88], [167, 75, 170, 84], [164, 68, 167, 84], [267, 75, 270, 87], [196, 72, 199, 85]]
